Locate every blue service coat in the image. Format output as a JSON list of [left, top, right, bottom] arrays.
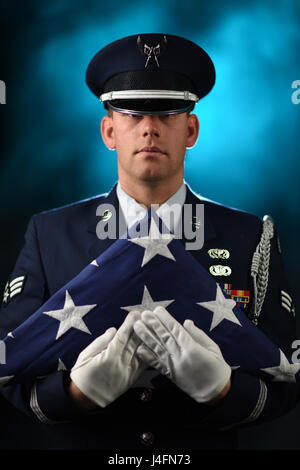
[[0, 183, 298, 450]]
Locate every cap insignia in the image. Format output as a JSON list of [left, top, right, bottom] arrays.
[[137, 35, 167, 68]]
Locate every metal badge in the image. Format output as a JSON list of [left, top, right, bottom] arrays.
[[99, 210, 112, 222], [209, 265, 232, 276], [191, 216, 201, 230], [208, 248, 230, 259], [137, 35, 167, 68]]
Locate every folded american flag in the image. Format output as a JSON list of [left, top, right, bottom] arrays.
[[0, 212, 299, 386]]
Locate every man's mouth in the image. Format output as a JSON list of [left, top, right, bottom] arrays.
[[138, 146, 166, 154]]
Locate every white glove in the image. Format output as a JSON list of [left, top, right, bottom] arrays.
[[133, 306, 231, 403], [70, 310, 147, 408]]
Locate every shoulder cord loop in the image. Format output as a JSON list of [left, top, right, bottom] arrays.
[[249, 216, 274, 325]]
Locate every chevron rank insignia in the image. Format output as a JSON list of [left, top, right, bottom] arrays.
[[281, 290, 296, 317], [222, 283, 250, 309], [2, 275, 26, 306]]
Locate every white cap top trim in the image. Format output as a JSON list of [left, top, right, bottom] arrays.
[[100, 89, 199, 102]]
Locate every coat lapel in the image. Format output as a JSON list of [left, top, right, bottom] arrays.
[[181, 184, 216, 266], [86, 183, 126, 261]]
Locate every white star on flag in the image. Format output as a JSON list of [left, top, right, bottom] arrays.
[[261, 349, 300, 383], [129, 217, 176, 267], [198, 284, 241, 331], [43, 290, 96, 339], [121, 285, 174, 313]]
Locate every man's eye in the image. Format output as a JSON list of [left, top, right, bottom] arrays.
[[160, 114, 171, 121]]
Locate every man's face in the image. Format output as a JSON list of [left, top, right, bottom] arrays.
[[101, 110, 199, 186]]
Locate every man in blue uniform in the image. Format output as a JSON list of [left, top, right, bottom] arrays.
[[0, 33, 298, 450]]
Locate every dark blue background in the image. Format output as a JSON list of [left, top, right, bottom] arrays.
[[0, 0, 300, 450]]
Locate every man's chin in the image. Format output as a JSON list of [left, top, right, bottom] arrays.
[[137, 171, 166, 183]]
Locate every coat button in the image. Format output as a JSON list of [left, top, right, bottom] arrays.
[[139, 388, 153, 402], [140, 431, 154, 446]]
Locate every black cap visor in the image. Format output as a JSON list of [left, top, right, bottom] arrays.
[[106, 98, 195, 115]]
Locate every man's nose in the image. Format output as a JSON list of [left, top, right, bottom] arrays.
[[141, 115, 160, 137]]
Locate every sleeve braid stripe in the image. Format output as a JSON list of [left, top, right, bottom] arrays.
[[30, 382, 56, 424]]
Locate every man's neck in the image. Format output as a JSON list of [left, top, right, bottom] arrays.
[[118, 178, 184, 208]]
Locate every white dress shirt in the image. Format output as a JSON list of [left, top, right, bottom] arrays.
[[116, 181, 187, 234]]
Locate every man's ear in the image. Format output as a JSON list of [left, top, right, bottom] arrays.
[[186, 113, 199, 149], [100, 115, 116, 150]]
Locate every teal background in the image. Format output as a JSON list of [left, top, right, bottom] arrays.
[[0, 0, 300, 450]]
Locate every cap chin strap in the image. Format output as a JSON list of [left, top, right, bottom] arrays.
[[100, 89, 199, 103], [106, 101, 195, 116]]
